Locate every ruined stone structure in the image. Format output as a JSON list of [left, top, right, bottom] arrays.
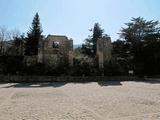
[[96, 36, 112, 69], [24, 34, 112, 69], [38, 35, 73, 66]]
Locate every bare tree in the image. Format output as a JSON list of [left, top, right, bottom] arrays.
[[0, 26, 22, 55], [0, 26, 8, 55], [8, 29, 20, 40]]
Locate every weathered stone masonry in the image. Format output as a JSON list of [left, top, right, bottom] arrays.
[[38, 35, 73, 66], [31, 34, 112, 69], [96, 36, 112, 69]]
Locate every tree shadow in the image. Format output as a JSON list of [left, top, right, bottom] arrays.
[[1, 82, 67, 88], [98, 80, 122, 86], [1, 79, 160, 88], [1, 81, 123, 88], [135, 79, 160, 84]]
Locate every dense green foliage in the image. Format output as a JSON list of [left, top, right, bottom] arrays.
[[112, 17, 160, 75]]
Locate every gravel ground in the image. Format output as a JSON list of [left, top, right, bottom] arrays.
[[0, 80, 160, 120]]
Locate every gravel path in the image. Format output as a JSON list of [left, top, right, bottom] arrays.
[[0, 81, 160, 120]]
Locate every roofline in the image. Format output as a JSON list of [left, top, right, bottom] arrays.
[[47, 35, 68, 38]]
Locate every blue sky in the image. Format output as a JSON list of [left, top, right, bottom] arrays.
[[0, 0, 160, 44]]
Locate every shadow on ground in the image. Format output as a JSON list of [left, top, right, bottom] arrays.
[[1, 81, 123, 88], [135, 79, 160, 84], [1, 82, 67, 88], [98, 80, 122, 86], [1, 79, 160, 88]]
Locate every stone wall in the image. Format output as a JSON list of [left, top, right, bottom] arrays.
[[0, 75, 143, 83], [38, 35, 73, 66], [97, 37, 112, 69]]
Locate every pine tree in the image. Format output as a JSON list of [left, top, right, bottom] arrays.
[[82, 23, 104, 57], [25, 13, 43, 55]]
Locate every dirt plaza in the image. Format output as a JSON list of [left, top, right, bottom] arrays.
[[0, 80, 160, 120]]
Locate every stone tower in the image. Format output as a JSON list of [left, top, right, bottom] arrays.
[[96, 36, 112, 69]]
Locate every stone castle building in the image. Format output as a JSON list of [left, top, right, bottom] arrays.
[[1, 34, 112, 69], [31, 34, 112, 68], [38, 35, 73, 66]]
